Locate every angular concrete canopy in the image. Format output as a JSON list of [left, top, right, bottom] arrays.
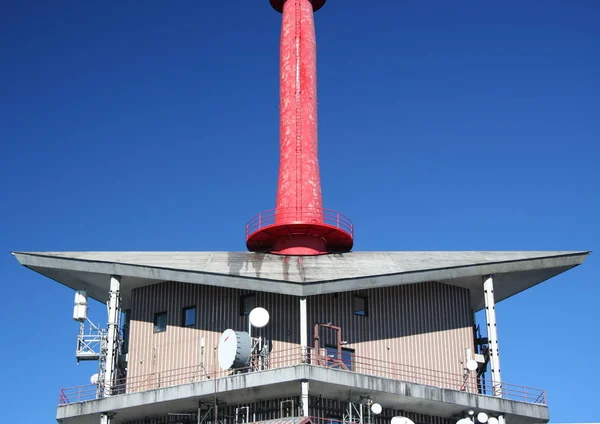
[[12, 251, 589, 310]]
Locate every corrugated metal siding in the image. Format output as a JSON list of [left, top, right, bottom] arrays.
[[123, 396, 453, 424], [128, 281, 473, 390], [307, 282, 474, 383], [128, 282, 301, 384]]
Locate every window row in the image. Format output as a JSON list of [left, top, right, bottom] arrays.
[[153, 293, 368, 333], [153, 306, 196, 333]]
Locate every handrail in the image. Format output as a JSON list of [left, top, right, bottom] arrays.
[[246, 207, 354, 239], [58, 346, 546, 406]]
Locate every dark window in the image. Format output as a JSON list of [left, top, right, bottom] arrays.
[[182, 306, 196, 327], [154, 311, 167, 333], [325, 346, 355, 371], [353, 295, 368, 316], [240, 294, 256, 316]]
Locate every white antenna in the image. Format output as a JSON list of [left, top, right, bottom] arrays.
[[217, 329, 252, 370], [391, 417, 415, 424], [90, 373, 99, 385], [370, 403, 382, 415], [477, 413, 489, 423], [487, 417, 499, 424], [248, 307, 270, 337], [466, 359, 478, 372], [456, 419, 473, 424], [249, 307, 270, 328], [73, 290, 88, 321]]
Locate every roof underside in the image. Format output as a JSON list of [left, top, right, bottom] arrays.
[[12, 251, 589, 310]]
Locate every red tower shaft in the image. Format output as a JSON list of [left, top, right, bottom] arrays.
[[246, 0, 353, 255], [276, 0, 322, 221]]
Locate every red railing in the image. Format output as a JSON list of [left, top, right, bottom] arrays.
[[245, 208, 354, 239], [58, 347, 546, 406]]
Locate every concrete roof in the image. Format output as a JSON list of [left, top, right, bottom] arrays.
[[12, 250, 589, 310]]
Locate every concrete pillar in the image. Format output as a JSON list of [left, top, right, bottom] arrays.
[[301, 379, 309, 417], [300, 297, 308, 362], [105, 275, 121, 396], [483, 275, 502, 397], [100, 413, 114, 424]]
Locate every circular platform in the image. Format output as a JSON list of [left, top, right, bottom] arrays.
[[269, 0, 326, 13], [246, 207, 353, 255]]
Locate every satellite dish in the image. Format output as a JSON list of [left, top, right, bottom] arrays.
[[218, 329, 252, 370], [487, 417, 498, 424], [90, 373, 99, 385], [456, 419, 472, 424], [249, 307, 270, 328], [477, 413, 489, 423], [370, 403, 382, 415], [391, 417, 415, 424], [466, 359, 478, 372]]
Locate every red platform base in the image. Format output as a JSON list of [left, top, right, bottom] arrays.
[[246, 208, 354, 255]]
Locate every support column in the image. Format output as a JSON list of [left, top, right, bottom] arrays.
[[483, 275, 502, 397], [300, 297, 308, 361], [100, 413, 115, 424], [301, 379, 309, 417], [300, 297, 309, 416], [105, 275, 121, 396]]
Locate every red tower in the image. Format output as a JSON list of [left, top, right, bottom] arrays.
[[246, 0, 353, 256]]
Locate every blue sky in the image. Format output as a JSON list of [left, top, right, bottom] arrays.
[[1, 1, 598, 422]]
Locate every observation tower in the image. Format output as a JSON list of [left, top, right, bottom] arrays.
[[246, 0, 353, 255]]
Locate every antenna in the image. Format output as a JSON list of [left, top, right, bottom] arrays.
[[466, 359, 478, 372], [391, 417, 415, 424], [73, 290, 88, 321], [217, 329, 252, 370], [249, 307, 270, 328], [370, 403, 382, 415]]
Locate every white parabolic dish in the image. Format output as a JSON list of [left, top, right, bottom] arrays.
[[391, 417, 415, 424], [249, 307, 270, 328], [466, 359, 478, 371], [370, 403, 382, 415], [218, 329, 252, 370]]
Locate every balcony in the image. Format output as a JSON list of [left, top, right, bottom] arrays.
[[59, 347, 545, 406]]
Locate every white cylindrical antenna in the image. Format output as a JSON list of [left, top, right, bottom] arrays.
[[73, 290, 88, 321], [201, 336, 205, 349]]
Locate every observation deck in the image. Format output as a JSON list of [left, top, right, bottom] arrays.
[[246, 207, 354, 255], [56, 347, 548, 424]]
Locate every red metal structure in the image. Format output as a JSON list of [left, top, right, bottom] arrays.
[[246, 0, 353, 255]]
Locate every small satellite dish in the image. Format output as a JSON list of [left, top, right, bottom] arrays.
[[391, 417, 415, 424], [218, 329, 252, 370], [466, 359, 478, 372], [249, 307, 270, 328], [90, 373, 99, 385], [477, 413, 489, 423], [456, 419, 473, 424], [370, 403, 382, 415], [487, 417, 498, 424]]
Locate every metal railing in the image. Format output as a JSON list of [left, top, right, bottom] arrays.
[[58, 346, 546, 406], [246, 207, 354, 239]]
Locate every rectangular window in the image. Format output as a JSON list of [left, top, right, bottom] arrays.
[[182, 306, 196, 327], [154, 311, 167, 333], [353, 295, 368, 316], [325, 346, 355, 371], [240, 293, 256, 316]]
